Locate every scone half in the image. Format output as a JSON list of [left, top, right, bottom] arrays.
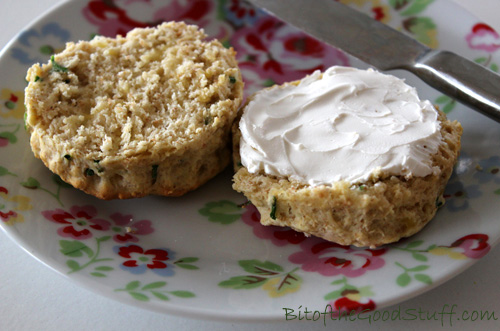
[[25, 22, 244, 199]]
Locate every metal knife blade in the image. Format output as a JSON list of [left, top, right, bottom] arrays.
[[249, 0, 500, 122]]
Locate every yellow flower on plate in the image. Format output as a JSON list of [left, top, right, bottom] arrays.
[[345, 292, 362, 302], [428, 247, 467, 260], [0, 187, 33, 226], [262, 277, 300, 298]]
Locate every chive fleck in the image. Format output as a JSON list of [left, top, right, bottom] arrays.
[[93, 160, 104, 172], [85, 168, 95, 176], [221, 40, 231, 49], [229, 76, 236, 84], [64, 154, 71, 160], [436, 196, 445, 208], [270, 196, 277, 220], [152, 165, 159, 184], [34, 76, 41, 82], [359, 184, 366, 191], [51, 55, 68, 73]]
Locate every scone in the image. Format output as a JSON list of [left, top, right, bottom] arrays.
[[25, 22, 243, 199], [232, 66, 462, 248]]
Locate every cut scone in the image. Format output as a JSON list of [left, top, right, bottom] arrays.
[[25, 22, 243, 199], [232, 66, 462, 248]]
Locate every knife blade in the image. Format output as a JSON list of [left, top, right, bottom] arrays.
[[249, 0, 500, 122]]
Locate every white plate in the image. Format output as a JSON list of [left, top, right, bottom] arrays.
[[1, 0, 499, 321]]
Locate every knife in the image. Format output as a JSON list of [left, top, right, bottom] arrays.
[[248, 0, 500, 122]]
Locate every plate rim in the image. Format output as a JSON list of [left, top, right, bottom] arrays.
[[0, 0, 499, 322]]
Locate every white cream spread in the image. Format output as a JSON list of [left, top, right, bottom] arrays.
[[239, 66, 443, 185]]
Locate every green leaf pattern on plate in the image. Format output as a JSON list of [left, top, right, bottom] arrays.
[[60, 236, 113, 276], [219, 259, 302, 297], [198, 200, 245, 224], [1, 165, 69, 206], [395, 262, 432, 287], [115, 281, 195, 302]]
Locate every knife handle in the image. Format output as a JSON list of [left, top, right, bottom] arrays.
[[409, 50, 500, 122]]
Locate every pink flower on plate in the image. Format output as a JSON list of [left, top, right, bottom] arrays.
[[109, 212, 154, 243], [289, 238, 386, 277], [466, 23, 500, 53], [241, 205, 386, 277], [241, 204, 307, 246], [0, 137, 8, 147], [450, 234, 491, 258], [82, 0, 215, 37], [42, 205, 110, 240], [231, 15, 350, 93]]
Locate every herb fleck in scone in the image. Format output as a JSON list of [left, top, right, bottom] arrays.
[[232, 66, 462, 248], [25, 22, 243, 199]]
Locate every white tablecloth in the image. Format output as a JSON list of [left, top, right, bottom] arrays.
[[1, 0, 499, 330]]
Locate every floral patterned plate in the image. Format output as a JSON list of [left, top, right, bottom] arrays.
[[1, 0, 499, 322]]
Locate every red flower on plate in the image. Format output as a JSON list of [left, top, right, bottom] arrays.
[[42, 205, 110, 240], [324, 277, 376, 317], [116, 244, 174, 276], [329, 296, 376, 317], [231, 15, 350, 93], [466, 23, 500, 53], [83, 0, 214, 37]]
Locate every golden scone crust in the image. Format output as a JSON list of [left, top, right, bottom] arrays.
[[25, 22, 244, 199], [232, 92, 462, 248]]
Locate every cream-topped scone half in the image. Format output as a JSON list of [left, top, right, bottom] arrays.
[[232, 66, 462, 248]]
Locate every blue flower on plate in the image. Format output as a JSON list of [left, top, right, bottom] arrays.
[[220, 0, 266, 28], [11, 22, 70, 65], [443, 177, 482, 212], [473, 156, 500, 184], [114, 244, 176, 277]]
